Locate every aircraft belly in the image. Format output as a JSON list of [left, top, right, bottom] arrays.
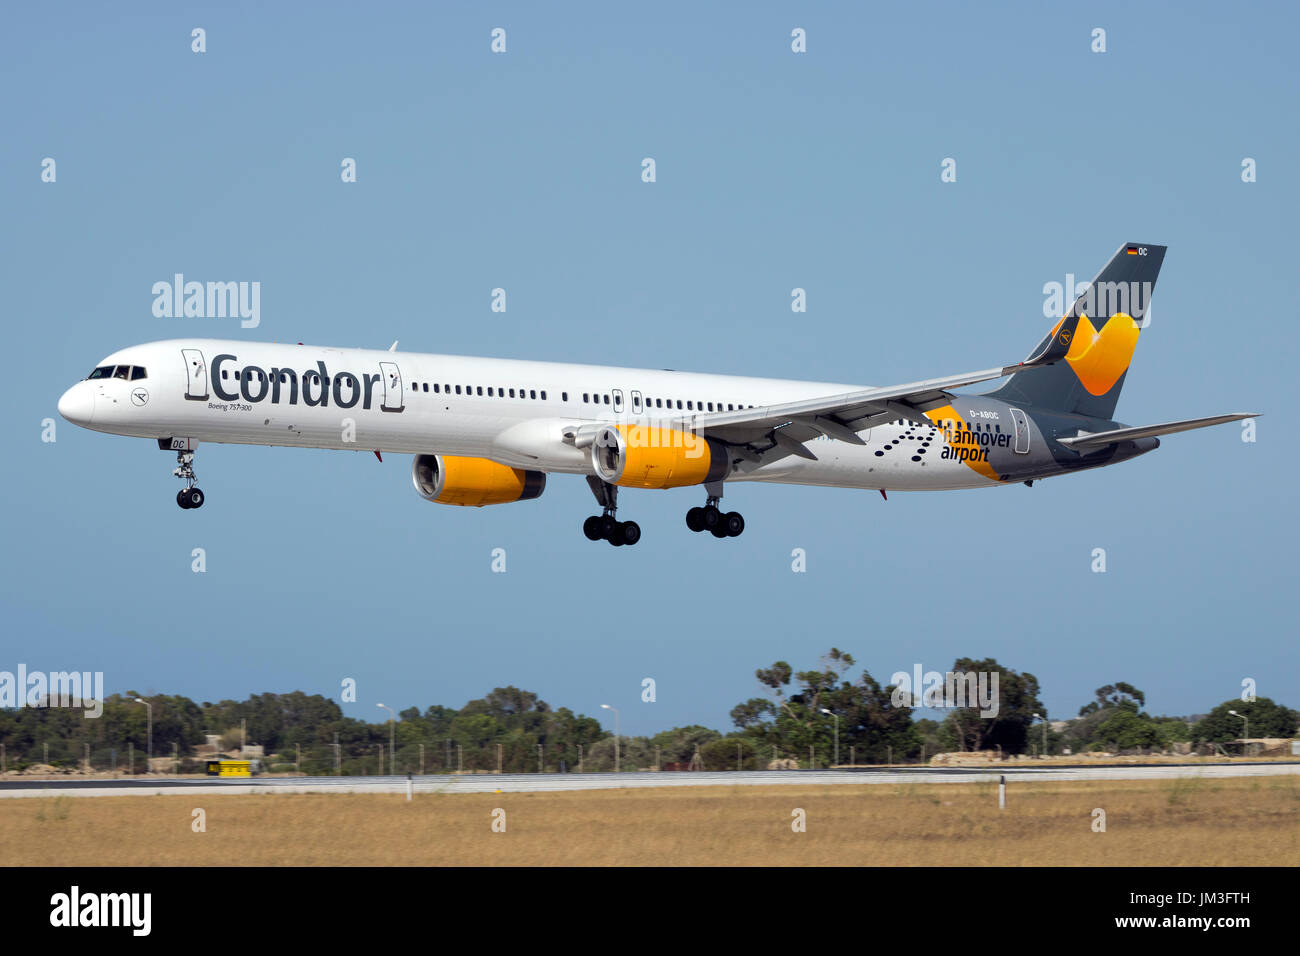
[[738, 442, 994, 491]]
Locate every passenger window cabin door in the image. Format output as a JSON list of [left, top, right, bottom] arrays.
[[378, 361, 405, 412], [630, 390, 643, 415], [612, 389, 624, 415], [182, 349, 208, 401]]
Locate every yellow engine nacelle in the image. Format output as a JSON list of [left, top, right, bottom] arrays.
[[412, 454, 546, 507], [591, 424, 729, 490]]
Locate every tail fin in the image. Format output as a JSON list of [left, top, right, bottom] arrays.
[[988, 242, 1166, 420]]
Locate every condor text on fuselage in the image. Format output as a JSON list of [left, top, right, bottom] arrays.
[[208, 353, 397, 411]]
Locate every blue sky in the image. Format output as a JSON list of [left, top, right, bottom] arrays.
[[2, 2, 1295, 737]]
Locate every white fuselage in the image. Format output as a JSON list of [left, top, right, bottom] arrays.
[[58, 339, 1003, 493]]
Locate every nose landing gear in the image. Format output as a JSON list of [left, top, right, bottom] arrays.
[[173, 450, 206, 509]]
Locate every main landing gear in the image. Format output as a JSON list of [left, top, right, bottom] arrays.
[[579, 478, 744, 545], [686, 492, 744, 539], [583, 477, 641, 547], [173, 449, 206, 510]]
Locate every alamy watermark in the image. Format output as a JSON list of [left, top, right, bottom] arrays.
[[0, 665, 103, 718], [49, 886, 150, 936], [890, 664, 999, 717], [152, 274, 260, 328], [1042, 276, 1154, 325]]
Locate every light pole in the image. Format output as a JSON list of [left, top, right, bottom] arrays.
[[601, 704, 620, 773], [1228, 710, 1249, 755], [1033, 713, 1047, 757], [819, 708, 839, 767], [134, 698, 153, 772], [377, 704, 396, 775]]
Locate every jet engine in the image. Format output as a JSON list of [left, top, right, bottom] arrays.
[[411, 454, 546, 507], [590, 424, 729, 490]]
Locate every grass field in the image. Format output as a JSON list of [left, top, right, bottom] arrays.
[[2, 777, 1297, 865]]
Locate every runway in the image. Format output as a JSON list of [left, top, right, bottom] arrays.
[[1, 761, 1296, 798]]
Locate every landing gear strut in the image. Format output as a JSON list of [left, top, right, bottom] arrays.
[[583, 477, 640, 546], [686, 484, 743, 538], [173, 450, 205, 509]]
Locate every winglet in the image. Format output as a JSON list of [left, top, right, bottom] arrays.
[[388, 341, 398, 352]]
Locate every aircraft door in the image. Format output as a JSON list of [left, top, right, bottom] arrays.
[[182, 349, 209, 401], [1009, 407, 1030, 454], [630, 390, 643, 415], [378, 362, 405, 412]]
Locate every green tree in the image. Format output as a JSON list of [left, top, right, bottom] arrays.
[[943, 658, 1044, 755], [1078, 682, 1146, 716], [741, 649, 916, 766], [1094, 707, 1159, 751], [701, 736, 758, 770], [650, 725, 721, 765], [582, 735, 650, 771], [1151, 717, 1192, 749], [730, 698, 775, 729], [1193, 698, 1298, 743]]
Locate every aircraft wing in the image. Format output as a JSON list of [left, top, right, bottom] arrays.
[[1055, 413, 1260, 451], [679, 322, 1083, 463]]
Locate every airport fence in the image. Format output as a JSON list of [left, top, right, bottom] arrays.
[[0, 739, 1277, 775]]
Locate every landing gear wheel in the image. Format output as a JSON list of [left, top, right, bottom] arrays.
[[723, 511, 745, 537], [710, 524, 729, 539], [173, 449, 203, 511], [701, 505, 721, 531], [582, 478, 638, 548], [686, 507, 705, 532]]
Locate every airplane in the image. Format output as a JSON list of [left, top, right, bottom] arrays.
[[58, 242, 1256, 546]]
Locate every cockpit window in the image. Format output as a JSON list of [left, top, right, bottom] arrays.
[[88, 366, 115, 380], [113, 365, 130, 380], [131, 366, 147, 380]]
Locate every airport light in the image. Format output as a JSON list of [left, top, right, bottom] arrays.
[[601, 704, 620, 773], [1032, 713, 1047, 757], [819, 708, 839, 767], [377, 704, 397, 775], [1228, 710, 1249, 754], [134, 698, 152, 770]]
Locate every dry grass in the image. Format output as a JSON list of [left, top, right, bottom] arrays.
[[2, 777, 1297, 866]]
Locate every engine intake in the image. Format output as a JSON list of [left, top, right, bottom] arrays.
[[591, 424, 728, 489], [412, 454, 546, 507]]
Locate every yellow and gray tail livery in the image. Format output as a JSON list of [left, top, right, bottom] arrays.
[[990, 242, 1165, 420]]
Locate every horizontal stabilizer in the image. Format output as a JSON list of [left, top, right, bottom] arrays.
[[1057, 413, 1259, 450]]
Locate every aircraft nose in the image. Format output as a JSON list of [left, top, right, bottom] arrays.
[[58, 383, 95, 425]]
